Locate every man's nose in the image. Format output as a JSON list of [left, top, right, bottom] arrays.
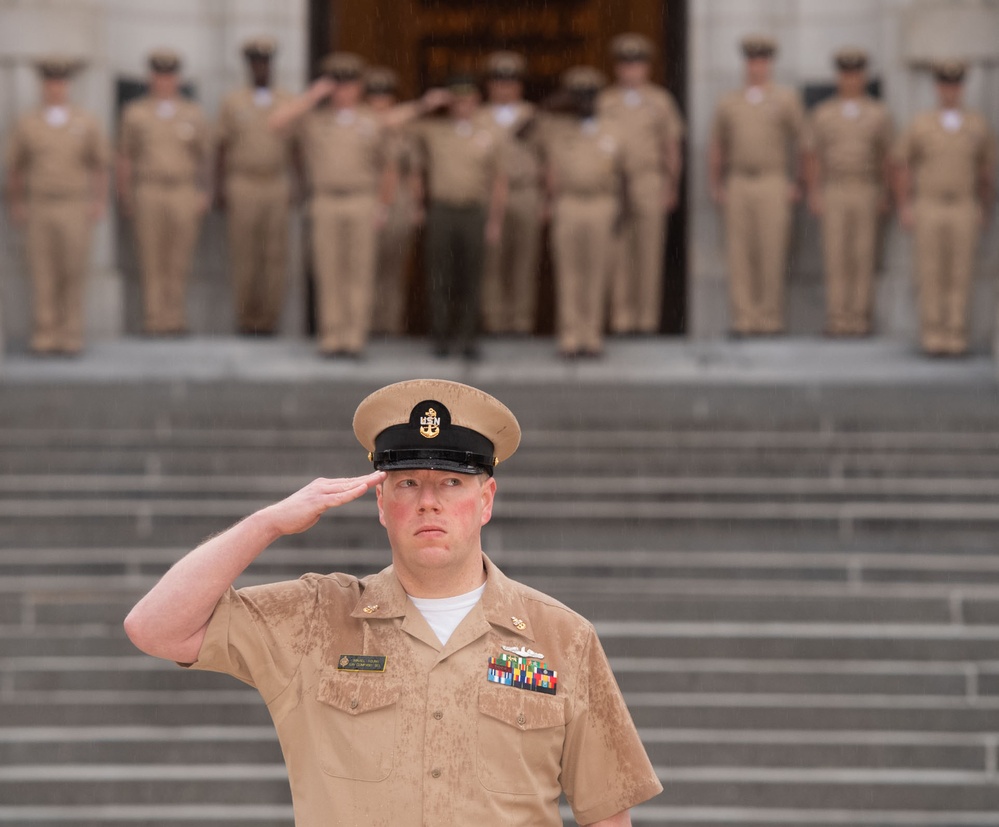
[[417, 485, 442, 511]]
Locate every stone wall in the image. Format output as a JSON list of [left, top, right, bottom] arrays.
[[0, 0, 308, 350], [687, 0, 999, 346]]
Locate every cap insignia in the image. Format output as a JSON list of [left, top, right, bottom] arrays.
[[419, 407, 441, 439]]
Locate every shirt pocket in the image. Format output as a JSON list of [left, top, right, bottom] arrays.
[[315, 672, 400, 781], [476, 683, 566, 795]]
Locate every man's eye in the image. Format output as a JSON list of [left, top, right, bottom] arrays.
[[443, 477, 461, 486], [399, 479, 417, 488]]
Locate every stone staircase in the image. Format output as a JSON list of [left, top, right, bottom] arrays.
[[2, 380, 999, 825]]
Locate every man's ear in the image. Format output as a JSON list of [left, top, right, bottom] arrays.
[[375, 483, 386, 527], [480, 475, 497, 527]]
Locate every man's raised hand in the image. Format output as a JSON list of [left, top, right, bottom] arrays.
[[261, 472, 386, 537]]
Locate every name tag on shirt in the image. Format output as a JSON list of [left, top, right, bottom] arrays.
[[337, 654, 387, 672]]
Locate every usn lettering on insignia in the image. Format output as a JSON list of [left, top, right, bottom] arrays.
[[337, 655, 387, 672], [486, 654, 557, 695]]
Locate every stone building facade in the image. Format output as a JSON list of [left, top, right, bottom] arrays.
[[1, 0, 997, 350], [0, 0, 307, 350], [688, 0, 999, 346]]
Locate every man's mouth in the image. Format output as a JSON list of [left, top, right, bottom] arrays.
[[416, 526, 446, 536]]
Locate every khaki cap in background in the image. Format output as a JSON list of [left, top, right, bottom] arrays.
[[353, 379, 522, 475], [740, 34, 777, 59], [35, 55, 84, 79], [834, 47, 868, 72], [319, 52, 366, 81], [610, 32, 654, 62], [148, 48, 182, 74], [932, 59, 967, 83], [485, 51, 526, 80], [561, 65, 608, 93], [446, 72, 480, 95], [242, 36, 277, 60], [365, 66, 399, 96]]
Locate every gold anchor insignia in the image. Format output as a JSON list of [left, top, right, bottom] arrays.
[[419, 407, 441, 439], [362, 604, 378, 614], [511, 616, 527, 631]]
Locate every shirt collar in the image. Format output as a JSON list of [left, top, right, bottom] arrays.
[[350, 553, 534, 642]]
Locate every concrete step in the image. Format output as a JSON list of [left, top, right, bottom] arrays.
[[0, 765, 290, 805], [653, 769, 999, 810], [643, 729, 992, 771], [0, 726, 282, 766], [0, 805, 292, 827]]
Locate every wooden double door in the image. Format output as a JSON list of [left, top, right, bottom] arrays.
[[309, 0, 687, 334]]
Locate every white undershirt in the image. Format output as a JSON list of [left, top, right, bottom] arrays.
[[409, 583, 486, 645], [493, 104, 518, 128], [44, 106, 69, 128]]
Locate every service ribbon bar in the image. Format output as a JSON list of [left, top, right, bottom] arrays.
[[486, 653, 557, 695]]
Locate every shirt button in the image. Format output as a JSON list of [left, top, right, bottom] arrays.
[[433, 710, 443, 720], [517, 714, 526, 725], [349, 698, 359, 709], [431, 768, 442, 778]]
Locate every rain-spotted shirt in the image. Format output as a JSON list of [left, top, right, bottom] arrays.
[[118, 96, 210, 184], [804, 95, 893, 181], [217, 86, 297, 177], [409, 117, 505, 206], [893, 108, 996, 200], [711, 83, 805, 176], [185, 554, 663, 826], [597, 83, 686, 180], [6, 106, 110, 198]]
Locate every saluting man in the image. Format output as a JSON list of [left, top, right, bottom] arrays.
[[541, 67, 624, 359], [216, 36, 297, 336], [125, 377, 663, 826], [117, 49, 211, 335], [409, 75, 508, 360], [894, 59, 996, 356], [5, 56, 110, 355], [708, 35, 805, 337], [476, 51, 543, 336], [598, 33, 685, 336], [270, 52, 390, 358], [805, 48, 894, 337]]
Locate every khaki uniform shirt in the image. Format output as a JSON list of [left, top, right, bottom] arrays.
[[541, 115, 624, 196], [300, 105, 385, 194], [474, 102, 541, 190], [119, 96, 210, 184], [5, 106, 110, 198], [893, 109, 996, 200], [597, 83, 686, 180], [217, 86, 296, 176], [410, 117, 504, 206], [711, 84, 805, 176], [187, 554, 662, 826], [805, 95, 892, 181]]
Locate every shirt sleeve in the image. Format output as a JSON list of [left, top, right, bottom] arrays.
[[4, 120, 27, 172], [89, 117, 112, 170], [183, 576, 322, 703], [118, 103, 139, 159], [784, 88, 806, 144], [561, 625, 663, 824], [663, 91, 687, 142]]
